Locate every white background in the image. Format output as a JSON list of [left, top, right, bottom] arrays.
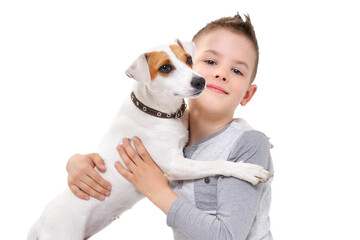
[[1, 0, 359, 239]]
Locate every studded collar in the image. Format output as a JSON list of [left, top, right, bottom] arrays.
[[130, 92, 187, 119]]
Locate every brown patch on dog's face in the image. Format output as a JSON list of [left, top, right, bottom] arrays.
[[146, 51, 175, 80], [170, 45, 193, 68]]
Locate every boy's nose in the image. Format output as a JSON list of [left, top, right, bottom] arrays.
[[215, 75, 227, 81], [214, 67, 227, 81]]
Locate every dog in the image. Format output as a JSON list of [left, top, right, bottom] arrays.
[[28, 40, 272, 239]]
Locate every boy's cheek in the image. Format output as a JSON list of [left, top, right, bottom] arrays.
[[193, 64, 208, 80], [193, 62, 200, 72]]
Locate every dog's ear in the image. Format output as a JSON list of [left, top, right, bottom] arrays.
[[176, 39, 196, 57], [125, 53, 151, 84]]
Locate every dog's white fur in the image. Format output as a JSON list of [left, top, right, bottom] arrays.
[[28, 40, 271, 240]]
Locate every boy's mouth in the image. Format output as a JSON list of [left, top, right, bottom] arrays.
[[206, 84, 228, 94]]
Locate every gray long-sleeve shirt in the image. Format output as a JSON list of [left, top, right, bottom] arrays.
[[167, 119, 274, 240]]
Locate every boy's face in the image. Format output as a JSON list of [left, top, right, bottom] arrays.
[[190, 28, 257, 118]]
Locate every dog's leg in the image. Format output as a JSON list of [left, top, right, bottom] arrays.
[[27, 221, 38, 240], [31, 190, 90, 240], [161, 156, 272, 185]]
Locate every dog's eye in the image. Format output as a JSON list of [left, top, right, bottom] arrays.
[[159, 64, 173, 74], [186, 56, 193, 65]]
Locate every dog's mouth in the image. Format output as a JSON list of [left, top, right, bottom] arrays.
[[189, 90, 203, 98], [174, 89, 204, 98]]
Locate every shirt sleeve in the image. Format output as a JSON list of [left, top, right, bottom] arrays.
[[167, 130, 272, 240]]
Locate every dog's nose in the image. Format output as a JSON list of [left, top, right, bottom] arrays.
[[191, 76, 205, 90]]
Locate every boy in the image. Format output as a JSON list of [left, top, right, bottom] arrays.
[[67, 13, 273, 239]]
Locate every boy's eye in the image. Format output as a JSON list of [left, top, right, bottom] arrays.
[[232, 68, 243, 76], [205, 60, 216, 65], [159, 64, 173, 74]]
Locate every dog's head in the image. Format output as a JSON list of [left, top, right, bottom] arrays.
[[125, 40, 205, 99]]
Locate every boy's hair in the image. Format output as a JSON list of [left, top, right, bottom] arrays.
[[192, 13, 259, 83]]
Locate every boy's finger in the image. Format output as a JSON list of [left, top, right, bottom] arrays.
[[117, 145, 137, 172], [90, 153, 106, 172], [122, 138, 143, 166], [78, 181, 105, 201], [69, 185, 90, 200], [115, 162, 135, 183], [84, 174, 110, 197], [87, 167, 112, 191], [133, 137, 152, 164]]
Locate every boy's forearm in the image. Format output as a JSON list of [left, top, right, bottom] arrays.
[[147, 187, 178, 215]]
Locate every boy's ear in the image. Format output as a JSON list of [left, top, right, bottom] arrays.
[[240, 84, 257, 106], [125, 53, 151, 84], [176, 39, 196, 57]]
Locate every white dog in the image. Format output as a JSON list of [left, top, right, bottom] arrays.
[[28, 40, 271, 240]]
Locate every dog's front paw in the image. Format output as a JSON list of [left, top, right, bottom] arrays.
[[236, 161, 273, 185]]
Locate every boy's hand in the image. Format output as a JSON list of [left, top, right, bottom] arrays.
[[66, 153, 111, 201], [115, 137, 178, 214]]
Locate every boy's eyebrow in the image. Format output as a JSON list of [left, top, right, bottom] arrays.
[[203, 49, 249, 69]]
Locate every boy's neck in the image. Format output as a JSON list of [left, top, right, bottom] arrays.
[[187, 107, 233, 146]]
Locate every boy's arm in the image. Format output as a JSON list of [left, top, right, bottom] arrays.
[[167, 131, 273, 240]]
